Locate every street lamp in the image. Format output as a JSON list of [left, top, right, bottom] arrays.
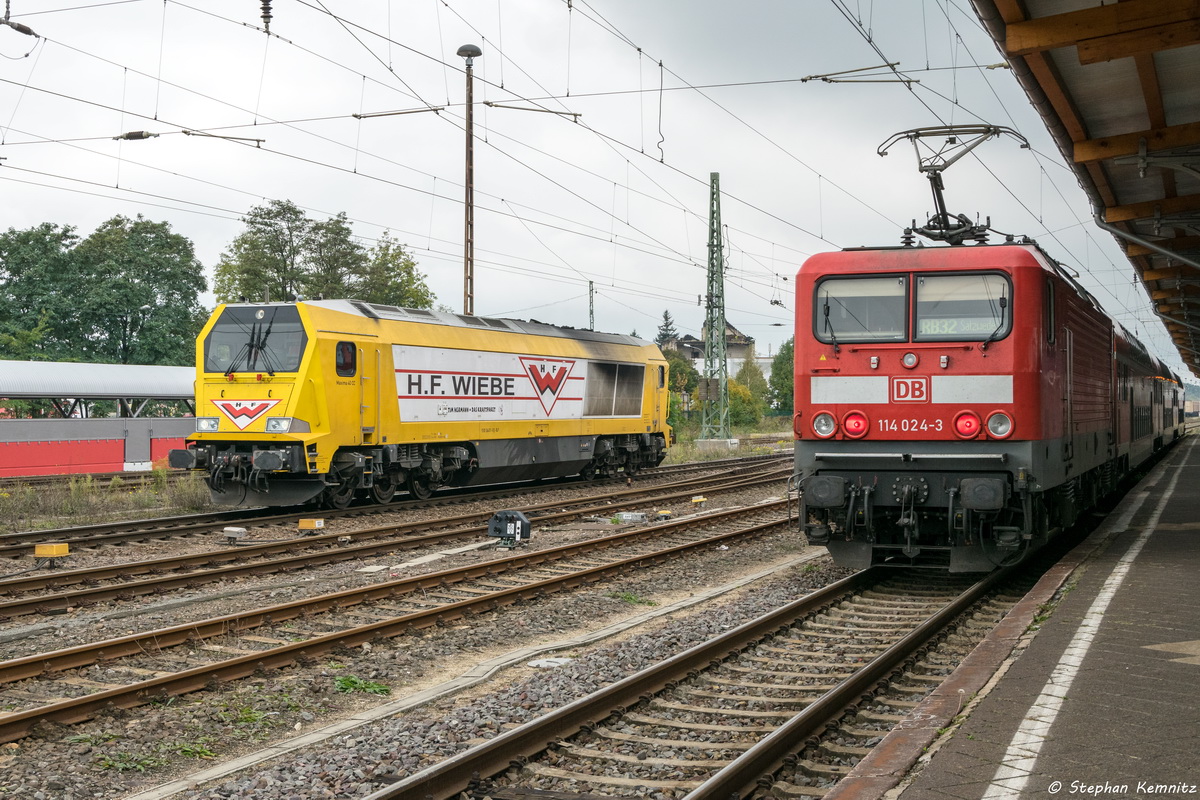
[[458, 43, 482, 316]]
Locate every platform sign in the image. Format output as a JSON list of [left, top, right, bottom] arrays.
[[393, 345, 585, 422]]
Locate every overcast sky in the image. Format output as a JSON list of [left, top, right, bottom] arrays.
[[1, 0, 1190, 379]]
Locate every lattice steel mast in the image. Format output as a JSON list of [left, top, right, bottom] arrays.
[[700, 172, 730, 439]]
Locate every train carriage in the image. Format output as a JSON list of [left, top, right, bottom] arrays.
[[170, 301, 670, 507], [793, 241, 1183, 572]]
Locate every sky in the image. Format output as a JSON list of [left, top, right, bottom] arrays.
[[0, 0, 1192, 381]]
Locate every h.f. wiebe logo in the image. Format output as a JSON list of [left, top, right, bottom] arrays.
[[519, 357, 576, 415], [212, 399, 282, 430]]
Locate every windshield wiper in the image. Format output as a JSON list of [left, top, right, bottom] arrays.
[[980, 295, 1008, 351], [225, 322, 256, 376], [823, 296, 841, 354], [252, 309, 279, 376]]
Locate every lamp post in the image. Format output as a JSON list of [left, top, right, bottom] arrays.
[[457, 43, 482, 316]]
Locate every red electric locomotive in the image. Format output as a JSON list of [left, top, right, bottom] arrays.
[[792, 240, 1185, 571]]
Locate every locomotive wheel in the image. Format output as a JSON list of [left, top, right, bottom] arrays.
[[579, 464, 596, 481], [408, 475, 435, 500], [324, 482, 355, 509], [371, 477, 397, 504], [624, 459, 640, 476]]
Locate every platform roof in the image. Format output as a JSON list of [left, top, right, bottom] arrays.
[[972, 0, 1200, 378], [0, 360, 195, 400]]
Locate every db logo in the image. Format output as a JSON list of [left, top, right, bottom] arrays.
[[890, 377, 929, 403]]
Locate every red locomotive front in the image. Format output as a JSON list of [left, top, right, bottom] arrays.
[[793, 242, 1138, 571]]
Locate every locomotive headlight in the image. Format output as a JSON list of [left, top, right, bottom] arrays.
[[812, 412, 837, 439], [901, 352, 919, 369], [986, 412, 1013, 438], [953, 411, 982, 439], [265, 417, 294, 433], [195, 417, 220, 433], [842, 410, 870, 438]]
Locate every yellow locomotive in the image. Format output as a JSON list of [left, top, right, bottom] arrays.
[[168, 300, 671, 507]]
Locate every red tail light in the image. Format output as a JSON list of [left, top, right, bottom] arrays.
[[953, 411, 982, 438], [842, 410, 869, 438]]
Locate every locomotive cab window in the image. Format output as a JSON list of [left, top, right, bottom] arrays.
[[914, 273, 1011, 342], [814, 275, 907, 343], [335, 342, 357, 377], [203, 304, 308, 374]]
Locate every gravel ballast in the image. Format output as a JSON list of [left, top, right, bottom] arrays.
[[0, 475, 841, 799]]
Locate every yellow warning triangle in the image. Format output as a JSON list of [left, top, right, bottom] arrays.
[[819, 354, 827, 361]]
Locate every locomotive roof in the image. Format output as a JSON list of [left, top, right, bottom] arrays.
[[821, 240, 1110, 318], [230, 300, 657, 350]]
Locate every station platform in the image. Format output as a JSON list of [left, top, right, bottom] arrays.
[[829, 435, 1200, 800]]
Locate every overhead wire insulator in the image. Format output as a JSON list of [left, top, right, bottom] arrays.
[[113, 131, 160, 140], [2, 18, 36, 36], [261, 0, 272, 33]]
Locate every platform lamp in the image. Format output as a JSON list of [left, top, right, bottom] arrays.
[[458, 43, 482, 316]]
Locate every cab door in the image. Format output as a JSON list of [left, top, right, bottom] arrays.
[[652, 362, 666, 430], [359, 345, 380, 445]]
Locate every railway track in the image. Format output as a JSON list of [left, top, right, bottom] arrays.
[[0, 454, 788, 558], [0, 495, 796, 744], [366, 566, 1031, 800], [0, 464, 791, 618]]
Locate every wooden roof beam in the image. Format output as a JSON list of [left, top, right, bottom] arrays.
[[1077, 19, 1200, 64], [1128, 235, 1200, 258], [1074, 120, 1200, 163], [1151, 286, 1200, 300], [1105, 193, 1200, 223], [1006, 0, 1200, 56], [1140, 263, 1200, 281]]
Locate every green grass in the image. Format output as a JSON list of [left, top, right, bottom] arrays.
[[606, 590, 658, 607], [94, 751, 169, 772], [170, 738, 218, 759], [0, 471, 215, 534], [217, 705, 274, 725], [333, 675, 391, 695]]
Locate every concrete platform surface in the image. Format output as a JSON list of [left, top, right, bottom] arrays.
[[897, 436, 1200, 799]]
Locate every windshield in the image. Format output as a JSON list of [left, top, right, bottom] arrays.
[[915, 273, 1010, 341], [203, 305, 307, 374], [814, 275, 907, 344]]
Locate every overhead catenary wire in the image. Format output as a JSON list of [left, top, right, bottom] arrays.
[[3, 0, 1163, 359], [0, 3, 811, 328]]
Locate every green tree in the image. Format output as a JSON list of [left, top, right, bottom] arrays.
[[357, 232, 435, 307], [213, 199, 310, 303], [663, 348, 699, 427], [0, 313, 51, 361], [72, 215, 208, 365], [728, 379, 761, 427], [655, 310, 679, 346], [768, 337, 795, 415], [0, 222, 80, 359], [663, 348, 699, 395], [734, 344, 769, 416], [214, 203, 438, 309], [0, 217, 205, 366], [303, 212, 365, 301]]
